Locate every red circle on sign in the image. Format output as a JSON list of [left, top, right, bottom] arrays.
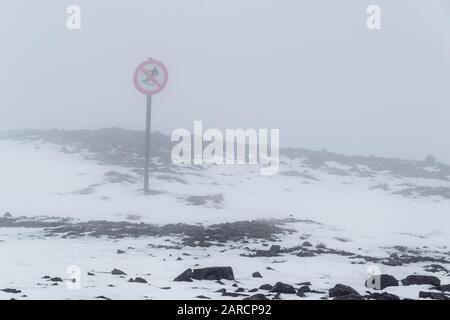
[[133, 58, 169, 96]]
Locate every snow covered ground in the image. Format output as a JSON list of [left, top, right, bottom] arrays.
[[0, 131, 449, 300]]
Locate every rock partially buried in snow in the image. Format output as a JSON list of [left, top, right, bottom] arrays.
[[401, 275, 440, 287], [259, 284, 273, 291], [252, 272, 262, 278], [111, 268, 127, 275], [191, 267, 234, 281], [365, 292, 400, 300], [174, 268, 193, 282], [244, 294, 269, 300], [270, 282, 296, 294], [329, 284, 360, 298], [419, 291, 450, 300]]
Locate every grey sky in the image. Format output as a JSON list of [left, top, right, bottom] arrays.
[[1, 0, 449, 162]]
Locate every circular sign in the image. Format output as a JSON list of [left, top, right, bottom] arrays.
[[133, 58, 169, 96]]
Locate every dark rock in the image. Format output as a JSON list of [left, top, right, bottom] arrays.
[[365, 292, 400, 300], [215, 288, 226, 294], [259, 284, 273, 291], [134, 277, 148, 283], [334, 294, 364, 300], [252, 272, 262, 278], [50, 277, 63, 282], [42, 275, 51, 279], [248, 288, 258, 292], [235, 288, 245, 293], [424, 264, 448, 273], [87, 272, 95, 276], [297, 286, 311, 294], [419, 291, 449, 300], [192, 267, 234, 281], [266, 266, 275, 270], [1, 288, 21, 294], [3, 212, 12, 218], [365, 274, 399, 290], [432, 284, 450, 292], [244, 294, 269, 300], [270, 282, 296, 294], [128, 278, 135, 283], [329, 284, 360, 298], [296, 251, 315, 257], [196, 295, 211, 299], [111, 269, 127, 275], [95, 295, 111, 300], [174, 268, 193, 282], [222, 292, 248, 297], [297, 281, 312, 286], [401, 275, 440, 286], [117, 250, 126, 254], [302, 241, 313, 247]]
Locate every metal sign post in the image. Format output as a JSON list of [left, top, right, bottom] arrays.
[[133, 58, 169, 195]]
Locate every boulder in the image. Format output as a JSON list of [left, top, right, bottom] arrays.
[[252, 272, 262, 278], [419, 291, 450, 300], [111, 269, 127, 275], [401, 275, 440, 286], [270, 282, 296, 294], [244, 294, 269, 300], [174, 268, 193, 282], [329, 284, 360, 298], [192, 267, 234, 281]]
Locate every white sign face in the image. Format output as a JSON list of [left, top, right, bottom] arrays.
[[133, 58, 169, 96]]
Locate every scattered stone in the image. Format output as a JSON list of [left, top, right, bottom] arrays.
[[296, 251, 315, 257], [302, 241, 313, 247], [134, 277, 148, 284], [215, 288, 226, 294], [95, 295, 111, 300], [1, 288, 21, 294], [3, 212, 12, 218], [244, 294, 269, 300], [42, 275, 51, 279], [329, 284, 360, 298], [252, 272, 262, 278], [419, 291, 450, 300], [192, 267, 234, 281], [235, 288, 245, 293], [174, 268, 193, 282], [87, 272, 95, 276], [424, 264, 448, 273], [297, 286, 311, 294], [334, 294, 364, 300], [365, 292, 400, 300], [196, 295, 211, 299], [266, 267, 275, 270], [401, 275, 440, 286], [432, 284, 450, 292], [50, 277, 63, 282], [259, 284, 273, 291], [111, 269, 126, 276], [297, 281, 312, 286], [248, 288, 258, 293], [270, 282, 296, 294]]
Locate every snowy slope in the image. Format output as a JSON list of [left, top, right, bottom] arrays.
[[0, 130, 449, 300]]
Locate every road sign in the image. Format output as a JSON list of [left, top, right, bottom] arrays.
[[133, 58, 168, 195], [133, 58, 169, 96]]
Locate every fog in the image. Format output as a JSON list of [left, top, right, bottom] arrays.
[[1, 0, 450, 162]]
